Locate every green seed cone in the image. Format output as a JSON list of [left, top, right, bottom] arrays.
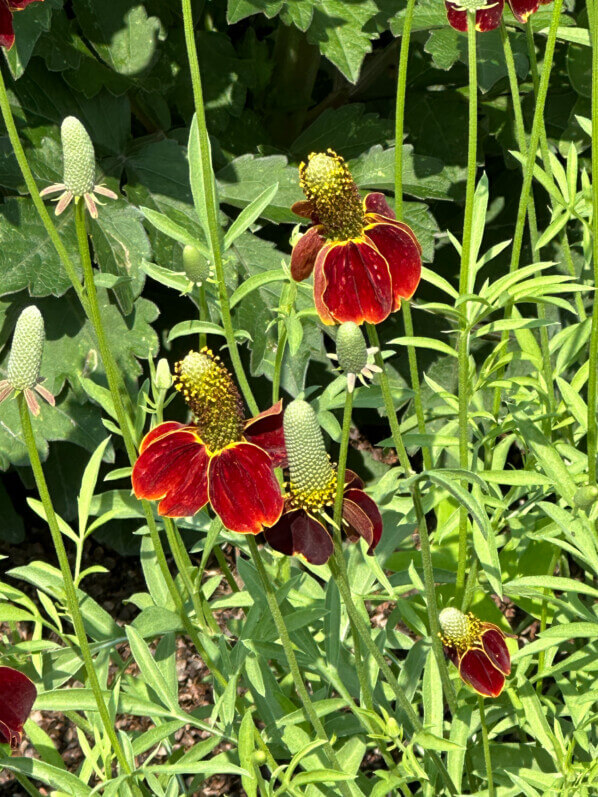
[[283, 399, 334, 495], [61, 116, 95, 197], [7, 306, 45, 391], [438, 607, 469, 643], [336, 321, 368, 375], [183, 245, 210, 284]]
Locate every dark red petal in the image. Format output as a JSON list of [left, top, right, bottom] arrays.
[[344, 469, 364, 491], [459, 649, 506, 698], [445, 646, 460, 669], [0, 2, 15, 49], [365, 221, 422, 308], [9, 1, 44, 9], [507, 0, 539, 22], [139, 421, 188, 454], [313, 247, 337, 326], [342, 489, 383, 554], [291, 225, 326, 282], [208, 443, 283, 534], [265, 509, 334, 565], [364, 192, 395, 219], [132, 429, 209, 517], [291, 199, 319, 223], [318, 240, 393, 326], [366, 213, 422, 256], [0, 667, 36, 748], [244, 400, 287, 468], [445, 0, 504, 31], [481, 627, 511, 676]]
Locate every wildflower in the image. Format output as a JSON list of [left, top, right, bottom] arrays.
[[264, 399, 382, 565], [0, 0, 43, 50], [327, 321, 381, 393], [40, 117, 117, 219], [439, 607, 512, 697], [291, 150, 422, 326], [0, 667, 37, 749], [445, 0, 548, 32], [132, 348, 286, 534], [0, 306, 55, 417]]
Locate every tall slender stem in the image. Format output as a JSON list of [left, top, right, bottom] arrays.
[[478, 695, 494, 797], [18, 394, 131, 776], [586, 0, 598, 482], [197, 284, 209, 349]]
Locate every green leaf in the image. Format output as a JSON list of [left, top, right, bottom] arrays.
[[78, 437, 111, 537], [229, 269, 288, 308], [0, 756, 91, 797], [388, 336, 457, 358], [125, 626, 180, 712], [224, 183, 279, 248], [167, 320, 227, 343]]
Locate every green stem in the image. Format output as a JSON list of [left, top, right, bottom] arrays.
[[197, 284, 209, 350], [586, 0, 598, 483], [213, 545, 240, 593], [246, 537, 352, 796], [366, 324, 456, 714], [181, 0, 258, 415], [18, 394, 131, 775], [456, 11, 478, 604], [478, 695, 494, 797], [0, 68, 86, 309], [394, 0, 416, 221], [272, 325, 287, 404], [536, 547, 559, 693]]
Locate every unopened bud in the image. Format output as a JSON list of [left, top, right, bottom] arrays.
[[336, 322, 368, 375], [574, 484, 598, 510], [155, 358, 172, 390], [284, 400, 334, 496], [252, 750, 267, 764], [385, 717, 400, 738], [7, 307, 45, 391], [183, 245, 210, 284], [61, 116, 95, 197]]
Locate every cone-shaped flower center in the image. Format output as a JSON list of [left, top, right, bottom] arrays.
[[299, 150, 365, 241], [449, 0, 494, 8], [336, 321, 368, 375], [438, 608, 483, 653], [174, 349, 245, 453], [61, 116, 95, 198], [7, 306, 45, 391], [284, 399, 337, 512]]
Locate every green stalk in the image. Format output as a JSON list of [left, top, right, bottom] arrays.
[[180, 0, 258, 416], [18, 394, 131, 776], [585, 0, 598, 482], [366, 324, 456, 714], [272, 325, 287, 404], [197, 284, 209, 349], [478, 695, 494, 797], [0, 69, 86, 309], [456, 10, 478, 604]]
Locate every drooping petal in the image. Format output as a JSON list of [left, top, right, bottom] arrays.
[[364, 221, 422, 308], [0, 1, 15, 48], [139, 421, 190, 454], [84, 193, 99, 218], [0, 381, 13, 404], [342, 488, 383, 553], [291, 225, 326, 282], [208, 442, 283, 534], [39, 183, 67, 197], [365, 212, 422, 255], [24, 388, 41, 416], [244, 400, 287, 467], [265, 508, 334, 565], [93, 184, 119, 199], [0, 667, 36, 749], [481, 626, 511, 675], [458, 648, 506, 698], [54, 191, 74, 216], [313, 250, 337, 326], [291, 199, 319, 223], [344, 469, 364, 491], [507, 0, 540, 22], [316, 240, 394, 326], [364, 192, 395, 219], [9, 1, 45, 9], [34, 382, 55, 406], [445, 0, 505, 32], [132, 428, 210, 517]]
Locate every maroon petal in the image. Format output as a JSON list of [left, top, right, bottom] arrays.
[[342, 488, 383, 554], [364, 192, 395, 219], [316, 240, 393, 326], [9, 1, 45, 9], [132, 428, 210, 517], [265, 509, 334, 565], [291, 225, 326, 282], [459, 649, 506, 698], [291, 199, 319, 223], [507, 0, 539, 22], [0, 667, 36, 749], [344, 469, 364, 491], [481, 627, 511, 676], [445, 0, 504, 31], [208, 443, 283, 534], [0, 2, 15, 48], [244, 400, 287, 467], [139, 421, 189, 454], [365, 221, 422, 308]]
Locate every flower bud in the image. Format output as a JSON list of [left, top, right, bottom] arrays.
[[385, 717, 400, 738], [252, 750, 267, 764], [574, 484, 598, 510], [61, 116, 95, 197], [284, 400, 335, 498], [183, 245, 210, 285], [7, 306, 45, 391], [155, 358, 172, 390], [336, 322, 368, 376]]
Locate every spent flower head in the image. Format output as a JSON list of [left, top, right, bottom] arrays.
[[40, 116, 118, 219]]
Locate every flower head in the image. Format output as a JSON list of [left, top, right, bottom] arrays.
[[327, 321, 381, 393], [132, 348, 286, 534], [0, 306, 55, 416], [0, 667, 36, 749], [439, 607, 512, 698], [445, 0, 547, 31], [291, 150, 422, 326], [264, 399, 382, 565], [40, 116, 118, 219], [0, 0, 43, 49]]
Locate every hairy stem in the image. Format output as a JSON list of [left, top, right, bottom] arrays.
[[586, 0, 598, 482], [478, 695, 494, 797]]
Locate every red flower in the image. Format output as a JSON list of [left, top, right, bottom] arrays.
[[0, 0, 43, 49], [445, 0, 547, 31], [291, 150, 422, 326], [439, 608, 513, 698], [132, 349, 285, 534], [0, 667, 36, 749], [265, 469, 382, 565]]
